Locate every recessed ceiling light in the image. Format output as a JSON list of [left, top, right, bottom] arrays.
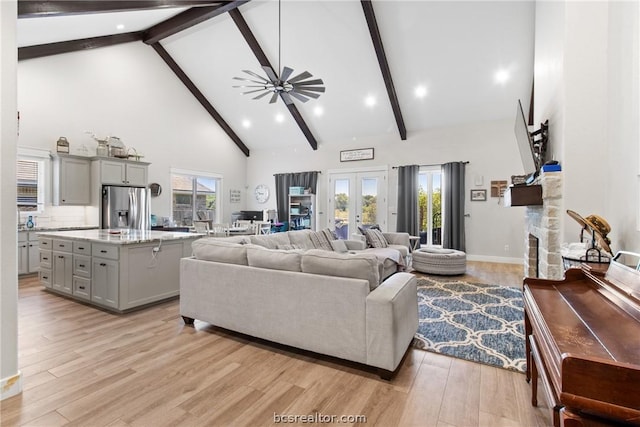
[[116, 24, 125, 31], [241, 119, 251, 128], [414, 85, 428, 98], [494, 69, 510, 85], [364, 95, 376, 107], [313, 106, 324, 117], [275, 113, 285, 123]]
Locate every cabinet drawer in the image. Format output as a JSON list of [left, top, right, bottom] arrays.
[[73, 255, 91, 278], [40, 250, 52, 269], [18, 231, 28, 242], [92, 243, 119, 260], [53, 239, 72, 252], [39, 238, 52, 250], [73, 241, 91, 255], [73, 277, 91, 301], [39, 268, 52, 288]]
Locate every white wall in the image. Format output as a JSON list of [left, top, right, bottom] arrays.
[[247, 118, 527, 263], [1, 0, 21, 401], [17, 42, 248, 226], [535, 0, 640, 254]]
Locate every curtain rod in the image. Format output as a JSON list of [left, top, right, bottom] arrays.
[[273, 171, 322, 176], [392, 161, 469, 169]]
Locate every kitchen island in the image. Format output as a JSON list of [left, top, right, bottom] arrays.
[[37, 229, 201, 313]]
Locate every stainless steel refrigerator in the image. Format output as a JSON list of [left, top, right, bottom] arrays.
[[101, 185, 150, 230]]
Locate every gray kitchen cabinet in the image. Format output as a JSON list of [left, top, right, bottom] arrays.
[[91, 257, 119, 309], [95, 159, 148, 186], [19, 231, 41, 275], [52, 155, 91, 205], [52, 251, 73, 295], [18, 232, 28, 275]]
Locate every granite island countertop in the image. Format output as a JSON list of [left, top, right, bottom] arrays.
[[35, 229, 202, 245]]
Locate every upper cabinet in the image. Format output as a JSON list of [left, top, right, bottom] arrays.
[[52, 155, 91, 205], [94, 159, 149, 187]]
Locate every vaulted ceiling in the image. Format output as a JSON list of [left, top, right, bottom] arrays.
[[17, 0, 535, 156]]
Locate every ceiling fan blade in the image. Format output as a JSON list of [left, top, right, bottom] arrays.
[[232, 84, 268, 88], [292, 89, 321, 99], [233, 77, 270, 85], [280, 92, 294, 105], [269, 92, 279, 104], [242, 88, 270, 95], [280, 66, 294, 82], [292, 79, 324, 86], [242, 70, 269, 82], [292, 85, 325, 93], [288, 91, 310, 103], [287, 71, 312, 83], [252, 91, 272, 100], [262, 66, 278, 82]]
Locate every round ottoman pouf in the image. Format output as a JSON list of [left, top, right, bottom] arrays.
[[412, 247, 467, 275]]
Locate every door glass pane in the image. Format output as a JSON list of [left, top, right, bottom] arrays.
[[360, 178, 378, 228], [419, 171, 442, 245], [334, 179, 349, 239]]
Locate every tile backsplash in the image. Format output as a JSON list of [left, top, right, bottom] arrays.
[[19, 205, 98, 229]]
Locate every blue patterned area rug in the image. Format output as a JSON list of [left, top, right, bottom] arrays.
[[412, 277, 526, 372]]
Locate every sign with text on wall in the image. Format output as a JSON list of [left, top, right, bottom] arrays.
[[340, 148, 374, 162]]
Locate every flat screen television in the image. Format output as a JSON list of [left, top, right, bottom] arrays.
[[514, 99, 538, 176]]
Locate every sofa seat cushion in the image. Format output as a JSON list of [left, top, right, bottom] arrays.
[[301, 249, 380, 290], [247, 245, 303, 272], [192, 238, 248, 265]]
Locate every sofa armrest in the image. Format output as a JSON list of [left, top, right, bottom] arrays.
[[365, 272, 418, 371], [382, 232, 410, 250], [344, 239, 366, 250]]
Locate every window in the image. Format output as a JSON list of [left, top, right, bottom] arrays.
[[418, 168, 442, 246], [17, 148, 48, 213], [171, 169, 222, 226]]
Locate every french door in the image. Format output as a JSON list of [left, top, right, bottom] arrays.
[[328, 170, 387, 239]]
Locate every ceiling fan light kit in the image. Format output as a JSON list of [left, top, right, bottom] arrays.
[[232, 0, 325, 105]]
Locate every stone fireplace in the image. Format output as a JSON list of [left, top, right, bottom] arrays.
[[524, 172, 563, 280]]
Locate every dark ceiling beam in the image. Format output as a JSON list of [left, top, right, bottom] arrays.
[[18, 1, 223, 18], [151, 43, 250, 157], [143, 0, 249, 44], [360, 0, 407, 140], [18, 32, 143, 60], [229, 8, 318, 151]]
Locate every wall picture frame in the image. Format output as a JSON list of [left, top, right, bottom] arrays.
[[340, 148, 374, 162], [470, 189, 487, 201]]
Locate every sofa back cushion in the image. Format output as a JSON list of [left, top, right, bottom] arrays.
[[246, 246, 303, 272], [192, 238, 248, 265], [301, 249, 380, 290], [249, 232, 291, 249], [287, 229, 315, 249]]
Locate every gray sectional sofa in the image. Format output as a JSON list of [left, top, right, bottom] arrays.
[[179, 229, 418, 377]]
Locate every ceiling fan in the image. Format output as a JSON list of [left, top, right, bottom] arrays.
[[232, 0, 325, 105]]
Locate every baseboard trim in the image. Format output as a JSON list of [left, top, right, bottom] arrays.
[[466, 254, 523, 264], [1, 371, 22, 401]]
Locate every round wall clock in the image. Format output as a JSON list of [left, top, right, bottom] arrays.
[[254, 184, 270, 203]]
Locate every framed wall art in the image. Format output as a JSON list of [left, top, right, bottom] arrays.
[[470, 189, 487, 201], [340, 148, 374, 162]]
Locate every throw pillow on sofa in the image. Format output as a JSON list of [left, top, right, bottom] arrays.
[[329, 239, 348, 253], [365, 228, 388, 248], [308, 229, 334, 251]]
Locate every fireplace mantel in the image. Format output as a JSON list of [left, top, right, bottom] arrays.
[[504, 185, 543, 207]]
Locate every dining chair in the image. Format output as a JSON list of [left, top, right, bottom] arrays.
[[257, 221, 272, 235], [193, 221, 210, 235], [209, 223, 230, 237]]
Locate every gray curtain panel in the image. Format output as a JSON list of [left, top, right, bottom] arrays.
[[274, 171, 319, 223], [396, 165, 419, 236], [442, 162, 466, 251]]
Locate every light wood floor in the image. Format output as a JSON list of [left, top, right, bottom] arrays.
[[2, 262, 551, 427]]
